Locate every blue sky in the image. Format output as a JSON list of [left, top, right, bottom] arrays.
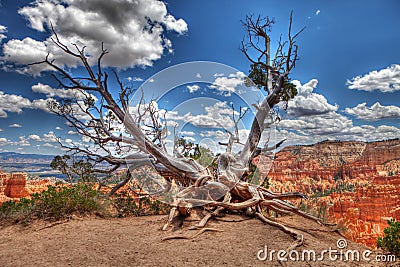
[[0, 0, 399, 155]]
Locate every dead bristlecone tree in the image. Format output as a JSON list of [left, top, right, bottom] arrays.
[[32, 12, 335, 250]]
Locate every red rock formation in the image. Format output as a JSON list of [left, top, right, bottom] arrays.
[[327, 175, 400, 248], [259, 139, 400, 248], [4, 173, 30, 198], [26, 179, 53, 195], [0, 170, 53, 205]]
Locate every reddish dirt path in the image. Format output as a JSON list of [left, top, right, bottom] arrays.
[[0, 215, 393, 266]]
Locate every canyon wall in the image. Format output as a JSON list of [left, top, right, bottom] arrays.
[[263, 139, 400, 248]]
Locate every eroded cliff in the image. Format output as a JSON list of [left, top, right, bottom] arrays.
[[264, 139, 400, 248]]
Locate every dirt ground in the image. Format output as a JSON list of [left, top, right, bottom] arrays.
[[0, 214, 396, 267]]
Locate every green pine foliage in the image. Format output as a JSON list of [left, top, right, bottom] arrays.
[[50, 155, 96, 183], [246, 63, 298, 104], [377, 220, 400, 256]]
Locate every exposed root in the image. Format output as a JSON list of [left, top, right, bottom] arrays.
[[258, 187, 307, 200], [161, 228, 224, 241], [191, 206, 225, 229], [255, 212, 303, 246], [183, 197, 262, 210], [260, 199, 336, 226], [191, 192, 231, 229], [162, 206, 178, 231], [266, 205, 292, 216], [255, 211, 304, 267], [163, 180, 336, 252], [281, 223, 344, 235]]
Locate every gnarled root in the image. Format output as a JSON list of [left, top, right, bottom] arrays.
[[162, 206, 178, 231], [191, 192, 231, 229], [162, 180, 335, 251], [255, 211, 303, 248]]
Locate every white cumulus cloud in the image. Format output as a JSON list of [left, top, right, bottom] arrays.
[[209, 72, 246, 96], [28, 134, 41, 141], [32, 83, 86, 99], [1, 0, 188, 74], [184, 102, 237, 128], [277, 79, 355, 139], [284, 79, 338, 117], [0, 25, 7, 43], [0, 90, 66, 117], [0, 138, 7, 146], [180, 131, 195, 137], [347, 64, 400, 92], [26, 131, 58, 143], [0, 91, 32, 118], [345, 102, 400, 121], [275, 80, 400, 145]]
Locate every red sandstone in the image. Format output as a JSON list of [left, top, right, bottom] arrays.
[[0, 170, 52, 204], [261, 139, 400, 248]]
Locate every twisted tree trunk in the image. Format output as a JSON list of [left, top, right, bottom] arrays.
[[34, 12, 335, 251]]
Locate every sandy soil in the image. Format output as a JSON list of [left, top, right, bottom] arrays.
[[0, 214, 396, 267]]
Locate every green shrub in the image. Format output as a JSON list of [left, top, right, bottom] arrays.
[[112, 191, 145, 217], [0, 183, 105, 224], [0, 183, 170, 225], [148, 198, 169, 215], [112, 191, 169, 218], [377, 220, 400, 256], [0, 197, 33, 224], [30, 183, 104, 221]]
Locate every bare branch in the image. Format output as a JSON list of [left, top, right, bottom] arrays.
[[239, 12, 302, 168]]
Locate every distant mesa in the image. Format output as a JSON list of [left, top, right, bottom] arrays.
[[0, 152, 55, 164]]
